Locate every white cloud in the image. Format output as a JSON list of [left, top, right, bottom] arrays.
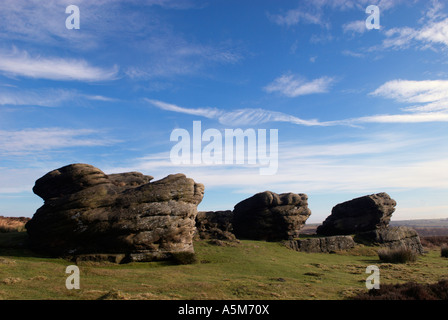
[[310, 0, 406, 11], [147, 99, 326, 127], [311, 79, 448, 125], [104, 132, 448, 197], [417, 17, 448, 46], [0, 0, 197, 48], [148, 87, 448, 127], [347, 112, 448, 124], [0, 48, 119, 82], [84, 95, 118, 102], [264, 74, 336, 97], [268, 0, 405, 29], [268, 9, 324, 27], [343, 20, 366, 34], [0, 88, 76, 107], [125, 37, 242, 79], [423, 0, 446, 22], [146, 99, 223, 119], [371, 79, 448, 112], [342, 50, 365, 58], [0, 88, 117, 107], [382, 18, 448, 50], [0, 128, 118, 156]]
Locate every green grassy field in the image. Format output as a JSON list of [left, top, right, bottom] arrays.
[[0, 232, 447, 300]]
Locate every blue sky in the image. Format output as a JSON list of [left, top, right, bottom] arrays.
[[1, 0, 448, 223]]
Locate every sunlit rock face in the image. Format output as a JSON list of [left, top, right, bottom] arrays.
[[26, 163, 204, 263]]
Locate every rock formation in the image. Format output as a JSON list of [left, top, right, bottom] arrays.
[[316, 192, 396, 236], [195, 210, 236, 241], [355, 226, 424, 254], [232, 191, 311, 241], [25, 163, 204, 262], [285, 235, 355, 253], [316, 193, 424, 254]]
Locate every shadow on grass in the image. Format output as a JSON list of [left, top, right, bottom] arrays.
[[0, 232, 199, 266], [0, 231, 55, 259]]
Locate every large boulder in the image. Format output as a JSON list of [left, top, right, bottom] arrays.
[[316, 192, 396, 236], [355, 226, 424, 254], [232, 191, 311, 241], [25, 164, 204, 262], [285, 236, 355, 253]]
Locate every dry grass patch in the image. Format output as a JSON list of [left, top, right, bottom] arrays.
[[0, 216, 29, 233], [2, 277, 23, 285]]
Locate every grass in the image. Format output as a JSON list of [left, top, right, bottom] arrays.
[[0, 232, 448, 300], [0, 216, 28, 233], [377, 246, 418, 264]]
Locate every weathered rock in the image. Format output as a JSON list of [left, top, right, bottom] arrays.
[[25, 163, 204, 262], [355, 226, 424, 254], [195, 211, 236, 241], [285, 236, 355, 253], [232, 191, 311, 241], [316, 193, 396, 236]]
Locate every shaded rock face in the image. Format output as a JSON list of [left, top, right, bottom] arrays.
[[195, 211, 236, 241], [25, 164, 204, 262], [316, 193, 396, 236], [232, 191, 311, 241], [285, 236, 355, 253], [356, 226, 424, 254]]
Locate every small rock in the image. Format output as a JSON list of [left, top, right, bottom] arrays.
[[285, 236, 356, 253]]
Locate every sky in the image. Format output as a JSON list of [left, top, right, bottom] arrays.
[[0, 0, 448, 223]]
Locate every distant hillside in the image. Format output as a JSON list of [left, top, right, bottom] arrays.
[[390, 219, 448, 236], [302, 219, 448, 237], [390, 218, 448, 227], [0, 216, 29, 233]]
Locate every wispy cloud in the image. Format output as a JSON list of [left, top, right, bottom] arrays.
[[0, 1, 240, 81], [343, 20, 367, 34], [371, 79, 448, 112], [382, 17, 448, 50], [264, 74, 336, 97], [0, 0, 199, 48], [146, 99, 326, 127], [342, 112, 448, 124], [267, 9, 324, 27], [0, 88, 76, 107], [0, 87, 117, 107], [125, 37, 243, 79], [268, 0, 406, 29], [0, 48, 119, 82], [146, 99, 223, 119], [0, 128, 118, 156], [320, 79, 448, 125], [342, 50, 365, 58], [148, 88, 448, 127], [104, 131, 448, 198]]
